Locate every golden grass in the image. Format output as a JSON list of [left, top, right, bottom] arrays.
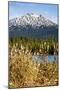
[[9, 45, 58, 88]]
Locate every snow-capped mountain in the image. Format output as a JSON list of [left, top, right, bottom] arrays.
[[9, 13, 58, 39], [9, 13, 56, 28]]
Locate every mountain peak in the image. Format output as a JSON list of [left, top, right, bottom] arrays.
[[9, 13, 56, 28], [25, 13, 42, 18]]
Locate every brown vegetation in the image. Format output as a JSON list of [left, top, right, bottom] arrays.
[[9, 43, 58, 88]]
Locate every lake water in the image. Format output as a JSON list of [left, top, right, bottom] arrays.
[[32, 55, 58, 63]]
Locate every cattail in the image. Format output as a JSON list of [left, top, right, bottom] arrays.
[[34, 52, 36, 55], [16, 43, 18, 47], [37, 52, 40, 56], [21, 44, 24, 50]]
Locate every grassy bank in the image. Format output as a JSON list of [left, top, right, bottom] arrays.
[[9, 37, 58, 55], [9, 37, 58, 88]]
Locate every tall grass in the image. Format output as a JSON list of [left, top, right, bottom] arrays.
[[9, 37, 58, 88], [9, 37, 58, 55]]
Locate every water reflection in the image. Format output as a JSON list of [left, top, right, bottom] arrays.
[[32, 55, 58, 63]]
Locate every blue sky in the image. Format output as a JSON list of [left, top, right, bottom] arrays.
[[9, 1, 58, 24]]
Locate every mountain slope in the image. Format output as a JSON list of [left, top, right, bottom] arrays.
[[9, 13, 58, 40]]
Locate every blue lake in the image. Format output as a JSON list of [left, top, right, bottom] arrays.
[[32, 55, 58, 63]]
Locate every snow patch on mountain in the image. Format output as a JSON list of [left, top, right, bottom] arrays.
[[9, 13, 56, 29]]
